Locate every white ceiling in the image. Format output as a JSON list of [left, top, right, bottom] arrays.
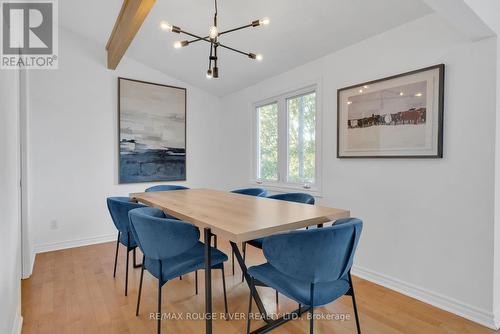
[[60, 0, 432, 96]]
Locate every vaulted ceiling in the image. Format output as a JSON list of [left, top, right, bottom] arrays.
[[61, 0, 432, 96]]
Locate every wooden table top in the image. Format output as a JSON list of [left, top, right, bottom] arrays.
[[130, 189, 350, 243]]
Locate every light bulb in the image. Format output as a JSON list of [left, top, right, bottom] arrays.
[[358, 89, 363, 93], [256, 54, 263, 61], [160, 21, 172, 31], [173, 41, 182, 49], [363, 85, 369, 89], [415, 92, 423, 97], [400, 91, 404, 96], [209, 26, 218, 39], [259, 17, 270, 26], [206, 69, 213, 79], [347, 101, 352, 105]]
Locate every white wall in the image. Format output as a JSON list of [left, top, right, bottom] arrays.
[[0, 69, 23, 332], [28, 28, 223, 252], [220, 14, 497, 327], [460, 0, 500, 325]]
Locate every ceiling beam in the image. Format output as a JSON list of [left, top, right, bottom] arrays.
[[106, 0, 156, 70]]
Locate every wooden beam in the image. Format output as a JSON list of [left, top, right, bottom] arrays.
[[106, 0, 156, 69]]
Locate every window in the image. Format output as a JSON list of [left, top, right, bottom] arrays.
[[287, 92, 316, 185], [254, 86, 320, 192], [256, 103, 279, 181]]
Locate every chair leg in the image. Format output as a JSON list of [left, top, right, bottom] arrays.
[[133, 248, 142, 268], [158, 262, 163, 334], [246, 278, 254, 334], [113, 232, 120, 278], [221, 265, 229, 319], [125, 248, 130, 296], [195, 270, 198, 295], [214, 235, 218, 248], [349, 272, 362, 334], [241, 242, 247, 282], [136, 255, 145, 316], [275, 290, 279, 307], [232, 249, 235, 275], [309, 283, 315, 334]]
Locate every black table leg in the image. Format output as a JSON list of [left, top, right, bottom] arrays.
[[204, 228, 213, 334], [230, 242, 270, 323]]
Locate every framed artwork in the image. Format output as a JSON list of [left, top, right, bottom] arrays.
[[337, 64, 444, 158], [118, 77, 186, 183]]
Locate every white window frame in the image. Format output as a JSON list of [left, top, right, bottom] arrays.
[[251, 81, 323, 196]]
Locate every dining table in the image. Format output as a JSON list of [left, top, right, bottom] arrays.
[[130, 188, 350, 334]]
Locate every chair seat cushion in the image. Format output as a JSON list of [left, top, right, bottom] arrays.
[[248, 263, 350, 307], [145, 242, 228, 282], [248, 238, 264, 249], [119, 232, 138, 248]]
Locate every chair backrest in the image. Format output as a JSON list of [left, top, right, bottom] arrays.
[[107, 197, 146, 234], [231, 188, 268, 197], [262, 218, 362, 283], [145, 185, 190, 192], [129, 207, 200, 261], [268, 192, 315, 205]]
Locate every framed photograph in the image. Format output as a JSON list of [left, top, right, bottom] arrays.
[[337, 64, 444, 158], [118, 78, 187, 183]]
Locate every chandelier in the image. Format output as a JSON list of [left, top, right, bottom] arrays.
[[160, 0, 269, 79]]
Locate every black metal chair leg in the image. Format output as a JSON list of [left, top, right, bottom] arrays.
[[136, 255, 145, 316], [221, 265, 229, 319], [246, 278, 254, 334], [113, 232, 120, 277], [158, 262, 163, 334], [349, 272, 362, 334], [125, 234, 130, 296], [275, 290, 279, 307], [133, 248, 142, 268], [241, 242, 247, 282], [232, 249, 235, 275], [179, 275, 183, 280], [195, 270, 198, 295], [310, 283, 315, 334]]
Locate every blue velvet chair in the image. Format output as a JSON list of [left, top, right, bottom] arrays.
[[107, 197, 146, 296], [129, 207, 229, 334], [145, 184, 189, 192], [241, 192, 315, 305], [242, 192, 315, 280], [246, 218, 363, 334], [231, 187, 268, 197]]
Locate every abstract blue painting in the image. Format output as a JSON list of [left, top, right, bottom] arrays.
[[118, 78, 186, 183]]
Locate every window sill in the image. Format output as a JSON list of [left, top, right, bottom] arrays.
[[250, 180, 323, 198]]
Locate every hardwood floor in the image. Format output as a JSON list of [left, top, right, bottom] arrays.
[[22, 240, 495, 334]]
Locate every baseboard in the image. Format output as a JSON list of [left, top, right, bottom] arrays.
[[494, 305, 500, 329], [351, 265, 498, 330], [11, 314, 22, 334], [33, 233, 116, 254], [21, 250, 36, 279]]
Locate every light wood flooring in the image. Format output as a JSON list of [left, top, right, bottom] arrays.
[[21, 240, 496, 334]]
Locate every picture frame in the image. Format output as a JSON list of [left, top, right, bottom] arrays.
[[337, 64, 444, 158], [118, 77, 187, 183]]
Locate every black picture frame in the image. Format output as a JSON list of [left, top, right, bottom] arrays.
[[117, 77, 187, 183], [337, 64, 444, 158]]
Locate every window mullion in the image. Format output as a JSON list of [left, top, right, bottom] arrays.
[[278, 98, 287, 184], [298, 95, 305, 182]]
